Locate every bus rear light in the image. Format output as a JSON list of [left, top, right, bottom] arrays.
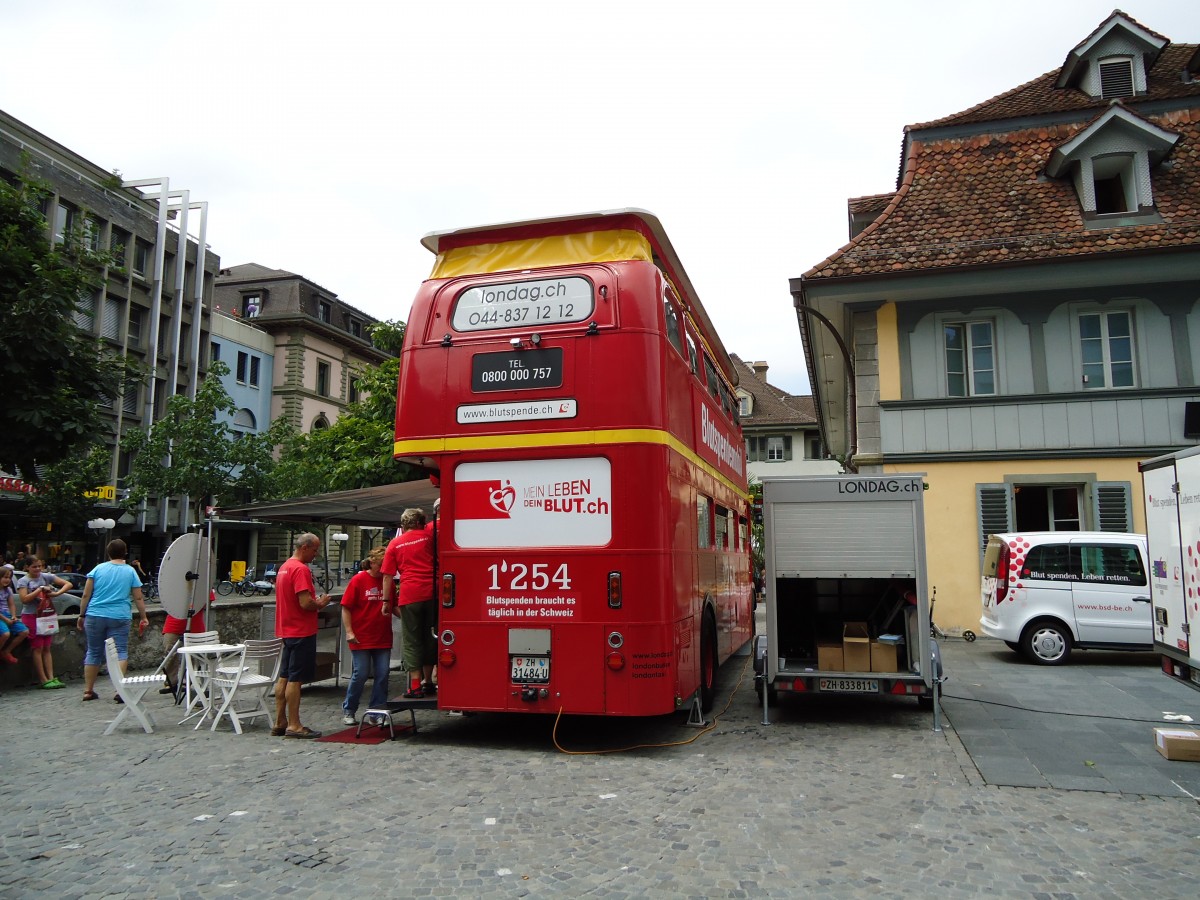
[[438, 648, 457, 668], [606, 651, 625, 671], [607, 571, 622, 609], [440, 573, 455, 607]]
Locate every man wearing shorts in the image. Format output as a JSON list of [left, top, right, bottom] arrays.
[[382, 505, 438, 697], [273, 533, 331, 738]]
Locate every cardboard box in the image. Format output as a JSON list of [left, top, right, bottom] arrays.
[[817, 642, 843, 671], [843, 622, 871, 672], [870, 640, 900, 673], [1154, 727, 1200, 762]]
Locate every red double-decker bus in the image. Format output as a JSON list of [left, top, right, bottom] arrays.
[[394, 209, 752, 716]]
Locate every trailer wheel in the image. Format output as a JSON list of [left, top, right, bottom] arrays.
[[917, 694, 935, 710], [700, 610, 717, 713]]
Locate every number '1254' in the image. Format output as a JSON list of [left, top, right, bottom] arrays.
[[487, 561, 572, 591]]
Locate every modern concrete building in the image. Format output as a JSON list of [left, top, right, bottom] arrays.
[[792, 11, 1200, 631], [0, 108, 219, 565]]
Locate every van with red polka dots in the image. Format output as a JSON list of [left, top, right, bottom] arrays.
[[979, 532, 1151, 665]]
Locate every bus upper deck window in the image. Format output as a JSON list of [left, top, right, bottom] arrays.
[[685, 334, 698, 374], [704, 358, 720, 399], [663, 294, 683, 356]]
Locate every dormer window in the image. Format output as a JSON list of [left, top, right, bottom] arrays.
[[1092, 154, 1134, 214], [737, 392, 752, 417], [1045, 106, 1179, 224], [1055, 11, 1165, 99], [1098, 57, 1134, 98]]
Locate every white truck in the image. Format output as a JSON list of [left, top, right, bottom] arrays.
[[1139, 447, 1200, 693], [753, 474, 937, 717]]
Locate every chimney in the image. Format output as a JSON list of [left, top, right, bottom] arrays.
[[750, 360, 769, 380]]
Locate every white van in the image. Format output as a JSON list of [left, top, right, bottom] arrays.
[[979, 532, 1152, 664]]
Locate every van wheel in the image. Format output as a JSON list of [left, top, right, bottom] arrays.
[[917, 694, 934, 710], [700, 611, 717, 713], [1020, 621, 1071, 665]]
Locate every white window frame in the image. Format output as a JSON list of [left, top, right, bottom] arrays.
[[1076, 308, 1136, 390], [766, 436, 785, 462], [943, 319, 997, 398]]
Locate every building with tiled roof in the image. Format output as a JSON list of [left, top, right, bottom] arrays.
[[730, 355, 839, 483], [790, 11, 1200, 632], [214, 263, 389, 433]]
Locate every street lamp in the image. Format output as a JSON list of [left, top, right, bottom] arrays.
[[87, 518, 116, 567], [331, 532, 349, 585]]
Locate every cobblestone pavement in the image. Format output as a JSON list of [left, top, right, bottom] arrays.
[[1, 642, 1198, 898]]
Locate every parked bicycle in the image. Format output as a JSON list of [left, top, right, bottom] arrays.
[[215, 568, 273, 596]]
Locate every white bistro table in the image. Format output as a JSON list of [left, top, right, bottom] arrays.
[[176, 643, 246, 729]]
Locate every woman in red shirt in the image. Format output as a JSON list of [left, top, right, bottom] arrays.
[[340, 547, 391, 725]]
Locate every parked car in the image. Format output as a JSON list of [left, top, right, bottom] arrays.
[[11, 570, 84, 617], [979, 531, 1152, 665]]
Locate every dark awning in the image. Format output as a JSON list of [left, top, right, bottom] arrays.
[[220, 481, 439, 527]]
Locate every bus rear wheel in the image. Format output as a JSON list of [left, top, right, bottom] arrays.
[[700, 611, 717, 713]]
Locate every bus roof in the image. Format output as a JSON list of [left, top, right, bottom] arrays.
[[420, 208, 737, 386]]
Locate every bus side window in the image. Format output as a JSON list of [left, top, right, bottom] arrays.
[[663, 291, 684, 357], [704, 356, 720, 399], [715, 504, 729, 550], [721, 385, 734, 420], [697, 495, 713, 549], [685, 333, 698, 375], [738, 516, 748, 552]]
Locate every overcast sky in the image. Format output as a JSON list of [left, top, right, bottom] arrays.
[[2, 1, 1196, 395]]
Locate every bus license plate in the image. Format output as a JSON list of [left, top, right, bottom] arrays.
[[511, 656, 550, 684], [819, 678, 878, 694]]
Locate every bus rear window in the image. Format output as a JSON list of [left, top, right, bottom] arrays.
[[452, 276, 595, 332]]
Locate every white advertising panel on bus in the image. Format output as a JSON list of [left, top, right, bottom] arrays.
[[454, 457, 612, 548]]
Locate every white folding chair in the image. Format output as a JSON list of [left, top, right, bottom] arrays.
[[181, 631, 220, 714], [103, 637, 167, 735], [210, 638, 283, 734]]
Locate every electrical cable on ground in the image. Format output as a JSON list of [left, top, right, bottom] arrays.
[[551, 652, 753, 755], [939, 690, 1197, 725]]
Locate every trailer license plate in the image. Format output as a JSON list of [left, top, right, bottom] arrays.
[[819, 678, 878, 694], [511, 656, 550, 684]]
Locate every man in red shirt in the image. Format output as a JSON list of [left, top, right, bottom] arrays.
[[382, 505, 437, 698], [273, 533, 331, 738]]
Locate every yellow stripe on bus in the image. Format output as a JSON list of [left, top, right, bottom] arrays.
[[395, 428, 749, 500], [429, 230, 652, 279]]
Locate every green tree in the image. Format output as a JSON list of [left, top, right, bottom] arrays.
[[121, 361, 290, 520], [26, 443, 112, 535], [0, 173, 140, 481], [268, 319, 416, 496]]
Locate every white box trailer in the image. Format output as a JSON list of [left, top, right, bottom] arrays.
[[753, 475, 937, 718], [1139, 447, 1200, 693]]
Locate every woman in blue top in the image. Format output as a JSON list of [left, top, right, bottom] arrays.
[[79, 539, 148, 702]]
